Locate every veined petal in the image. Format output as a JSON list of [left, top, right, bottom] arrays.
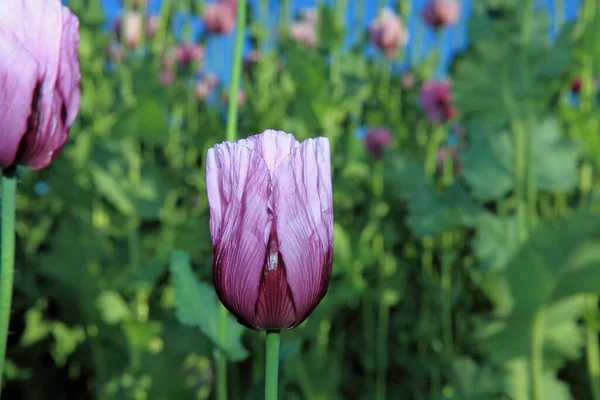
[[272, 137, 333, 324], [206, 142, 272, 327], [238, 130, 300, 175], [0, 30, 40, 168], [58, 5, 81, 127]]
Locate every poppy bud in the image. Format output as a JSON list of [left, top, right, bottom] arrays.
[[0, 0, 81, 170], [206, 130, 333, 330], [364, 128, 391, 160], [203, 1, 237, 34], [369, 8, 409, 59], [423, 0, 460, 28], [420, 80, 455, 123], [288, 10, 318, 48]]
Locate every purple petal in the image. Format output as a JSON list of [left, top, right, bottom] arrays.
[[0, 30, 40, 168], [58, 6, 81, 127], [238, 130, 300, 175], [253, 225, 297, 330], [272, 137, 333, 324], [206, 142, 272, 327]]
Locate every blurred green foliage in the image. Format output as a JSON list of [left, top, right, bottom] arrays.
[[2, 0, 600, 399]]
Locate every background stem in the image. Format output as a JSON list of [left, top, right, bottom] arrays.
[[530, 309, 546, 400], [0, 171, 17, 392], [265, 331, 281, 400]]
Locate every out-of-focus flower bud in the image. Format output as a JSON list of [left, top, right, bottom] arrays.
[[203, 1, 237, 34], [364, 127, 391, 160], [369, 8, 409, 59], [195, 73, 219, 100], [423, 0, 460, 28], [420, 80, 455, 123]]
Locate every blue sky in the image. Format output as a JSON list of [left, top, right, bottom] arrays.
[[100, 0, 581, 84]]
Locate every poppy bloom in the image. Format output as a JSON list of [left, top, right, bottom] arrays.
[[203, 0, 237, 34], [364, 127, 391, 160], [420, 80, 455, 123], [0, 0, 81, 170], [173, 43, 205, 66], [369, 8, 409, 59], [423, 0, 460, 28], [206, 130, 333, 330], [288, 10, 318, 48]]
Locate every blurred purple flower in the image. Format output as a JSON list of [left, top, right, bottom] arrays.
[[206, 130, 333, 330], [369, 8, 409, 59], [173, 43, 205, 66], [113, 12, 158, 48], [364, 127, 391, 160], [420, 80, 455, 123], [203, 0, 237, 35], [423, 0, 460, 28], [0, 0, 81, 170], [195, 73, 219, 100], [288, 9, 318, 48]]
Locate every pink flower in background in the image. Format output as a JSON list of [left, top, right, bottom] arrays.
[[113, 12, 159, 48], [364, 127, 391, 160], [420, 80, 455, 123], [0, 0, 81, 170], [369, 8, 409, 59], [289, 9, 318, 48], [159, 68, 175, 86], [146, 15, 160, 38], [174, 43, 205, 66], [195, 73, 219, 100], [571, 77, 582, 94], [206, 130, 333, 330], [401, 71, 416, 89], [222, 90, 246, 106], [203, 0, 237, 34], [423, 0, 460, 28]]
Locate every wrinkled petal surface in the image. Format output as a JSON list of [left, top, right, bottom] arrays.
[[0, 30, 40, 168], [238, 129, 299, 175], [272, 137, 333, 324], [206, 142, 272, 327]]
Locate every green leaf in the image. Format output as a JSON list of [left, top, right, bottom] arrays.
[[472, 213, 520, 271], [385, 154, 483, 237], [90, 164, 135, 216], [461, 118, 580, 201], [96, 290, 132, 325], [170, 250, 249, 362]]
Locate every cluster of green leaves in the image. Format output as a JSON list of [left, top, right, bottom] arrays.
[[3, 0, 600, 399]]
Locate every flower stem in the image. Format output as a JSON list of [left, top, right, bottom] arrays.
[[587, 295, 600, 400], [265, 331, 281, 400], [225, 0, 247, 143], [215, 2, 247, 399], [376, 300, 389, 400], [529, 309, 546, 400], [0, 169, 17, 391]]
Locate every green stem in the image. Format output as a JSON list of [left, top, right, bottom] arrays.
[[529, 309, 546, 400], [440, 234, 454, 358], [587, 295, 600, 400], [225, 0, 247, 143], [0, 170, 17, 391], [215, 3, 247, 399], [265, 331, 281, 400], [376, 301, 390, 400], [512, 121, 528, 242]]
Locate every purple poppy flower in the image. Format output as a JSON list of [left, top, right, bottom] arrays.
[[419, 80, 455, 123], [206, 130, 333, 330], [202, 0, 237, 35], [423, 0, 460, 28], [369, 8, 409, 59], [364, 127, 391, 160], [0, 0, 81, 170]]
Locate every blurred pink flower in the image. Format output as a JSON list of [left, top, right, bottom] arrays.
[[423, 0, 460, 28], [571, 77, 582, 94], [0, 0, 81, 170], [364, 128, 391, 160], [114, 12, 158, 48], [288, 9, 318, 48], [107, 41, 125, 62], [173, 43, 205, 66], [401, 71, 415, 89], [369, 8, 409, 59], [159, 68, 175, 85], [206, 130, 333, 330], [195, 73, 219, 100], [420, 80, 455, 123], [203, 1, 237, 34], [223, 89, 246, 106]]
